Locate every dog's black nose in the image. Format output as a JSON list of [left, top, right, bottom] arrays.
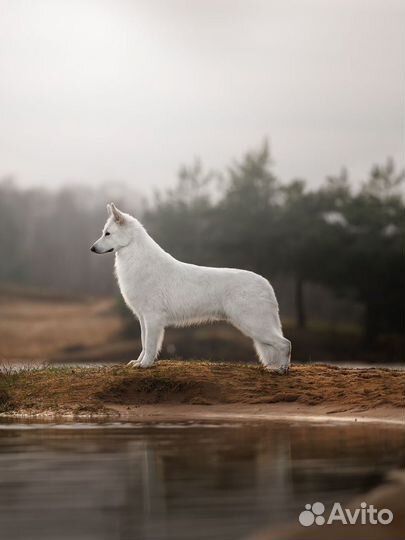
[[90, 245, 97, 253]]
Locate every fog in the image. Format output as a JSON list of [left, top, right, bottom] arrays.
[[1, 0, 403, 191]]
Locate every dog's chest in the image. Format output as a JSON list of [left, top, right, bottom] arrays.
[[115, 254, 143, 308], [114, 252, 159, 311]]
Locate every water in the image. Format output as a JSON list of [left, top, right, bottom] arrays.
[[0, 420, 403, 540]]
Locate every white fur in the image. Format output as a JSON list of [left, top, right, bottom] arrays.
[[91, 203, 291, 373]]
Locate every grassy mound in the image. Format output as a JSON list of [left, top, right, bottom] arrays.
[[1, 361, 404, 416]]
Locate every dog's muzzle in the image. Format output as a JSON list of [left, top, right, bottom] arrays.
[[90, 245, 113, 254]]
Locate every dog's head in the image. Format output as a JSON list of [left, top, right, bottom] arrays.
[[90, 203, 133, 254]]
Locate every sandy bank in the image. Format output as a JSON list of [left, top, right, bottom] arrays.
[[104, 402, 404, 425], [1, 361, 403, 423]]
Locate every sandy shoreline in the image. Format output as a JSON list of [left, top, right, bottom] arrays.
[[2, 403, 404, 426], [110, 402, 405, 425], [1, 362, 404, 425]]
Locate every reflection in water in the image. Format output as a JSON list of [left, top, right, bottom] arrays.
[[0, 421, 403, 540]]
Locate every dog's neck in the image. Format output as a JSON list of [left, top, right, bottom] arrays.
[[115, 220, 170, 264]]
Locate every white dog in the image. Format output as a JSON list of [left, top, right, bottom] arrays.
[[91, 203, 291, 374]]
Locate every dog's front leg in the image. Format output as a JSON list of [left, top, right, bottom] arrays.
[[139, 316, 165, 368], [127, 315, 146, 366]]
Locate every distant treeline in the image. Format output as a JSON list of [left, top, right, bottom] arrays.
[[1, 142, 404, 344]]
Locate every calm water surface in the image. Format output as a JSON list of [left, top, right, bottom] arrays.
[[0, 420, 403, 540]]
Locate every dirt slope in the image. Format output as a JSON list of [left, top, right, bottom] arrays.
[[1, 361, 404, 416]]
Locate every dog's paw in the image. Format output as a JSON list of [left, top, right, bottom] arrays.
[[127, 359, 141, 367], [264, 365, 289, 375], [277, 365, 289, 375], [139, 360, 154, 369]]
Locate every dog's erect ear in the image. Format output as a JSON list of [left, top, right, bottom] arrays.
[[110, 202, 125, 224], [106, 203, 112, 216]]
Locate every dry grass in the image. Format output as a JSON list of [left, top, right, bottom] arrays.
[[1, 361, 404, 415]]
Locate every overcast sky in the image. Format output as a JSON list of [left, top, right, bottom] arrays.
[[0, 0, 404, 192]]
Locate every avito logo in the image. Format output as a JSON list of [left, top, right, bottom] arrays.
[[298, 501, 393, 527]]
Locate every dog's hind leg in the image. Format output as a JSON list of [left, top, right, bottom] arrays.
[[228, 304, 291, 374], [138, 316, 165, 368], [127, 315, 146, 366]]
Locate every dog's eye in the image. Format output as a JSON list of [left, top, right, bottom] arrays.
[[105, 232, 110, 236]]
